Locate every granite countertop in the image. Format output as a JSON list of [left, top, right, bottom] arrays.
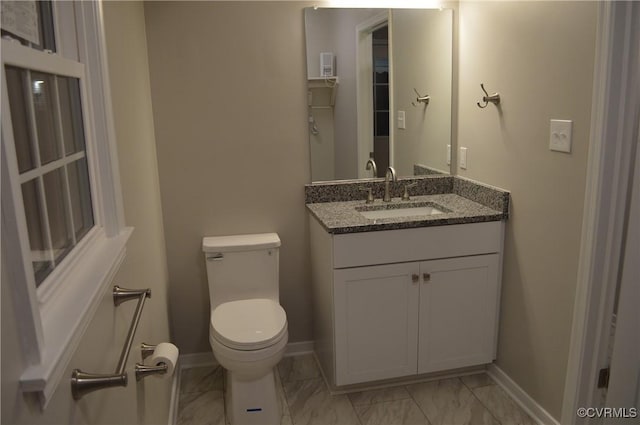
[[307, 193, 505, 234]]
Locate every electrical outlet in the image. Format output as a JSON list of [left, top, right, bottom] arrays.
[[447, 144, 451, 165], [460, 147, 468, 170]]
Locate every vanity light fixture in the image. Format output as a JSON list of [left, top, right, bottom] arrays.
[[324, 0, 441, 9]]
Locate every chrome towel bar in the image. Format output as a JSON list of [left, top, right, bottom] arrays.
[[71, 286, 151, 400]]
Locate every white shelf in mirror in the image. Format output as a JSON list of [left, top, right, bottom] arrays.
[[308, 76, 339, 107]]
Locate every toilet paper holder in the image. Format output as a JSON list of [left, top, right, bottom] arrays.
[[135, 343, 168, 381]]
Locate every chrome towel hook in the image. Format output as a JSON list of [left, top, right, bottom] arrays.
[[477, 83, 501, 108], [412, 88, 430, 107]]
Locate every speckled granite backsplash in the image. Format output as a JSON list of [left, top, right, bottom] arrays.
[[453, 177, 510, 216], [305, 175, 509, 218], [305, 175, 453, 204]]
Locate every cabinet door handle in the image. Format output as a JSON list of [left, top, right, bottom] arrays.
[[412, 274, 419, 283], [423, 273, 431, 282]]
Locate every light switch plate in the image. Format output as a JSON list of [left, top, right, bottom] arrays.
[[459, 147, 468, 169], [397, 111, 406, 129], [550, 119, 572, 153], [447, 144, 451, 165]]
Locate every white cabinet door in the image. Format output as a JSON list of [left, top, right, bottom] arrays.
[[334, 262, 420, 385], [418, 254, 500, 374]]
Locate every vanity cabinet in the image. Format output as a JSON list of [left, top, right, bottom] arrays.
[[310, 217, 504, 388]]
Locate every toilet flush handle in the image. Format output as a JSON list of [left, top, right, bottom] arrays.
[[207, 253, 224, 261]]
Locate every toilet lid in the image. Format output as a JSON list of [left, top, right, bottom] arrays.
[[211, 299, 287, 350]]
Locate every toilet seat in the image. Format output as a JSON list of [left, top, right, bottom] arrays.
[[210, 298, 287, 351]]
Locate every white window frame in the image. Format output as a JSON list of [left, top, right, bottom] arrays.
[[1, 1, 130, 408]]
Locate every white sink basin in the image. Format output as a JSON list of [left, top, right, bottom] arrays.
[[356, 203, 448, 220]]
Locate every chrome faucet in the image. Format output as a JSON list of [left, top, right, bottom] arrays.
[[383, 166, 397, 202], [365, 158, 377, 178]]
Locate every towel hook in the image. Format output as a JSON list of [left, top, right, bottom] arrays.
[[477, 83, 500, 108], [412, 88, 430, 107]]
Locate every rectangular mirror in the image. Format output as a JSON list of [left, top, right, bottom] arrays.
[[305, 7, 453, 182]]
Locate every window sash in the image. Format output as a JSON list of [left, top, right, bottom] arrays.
[[2, 40, 101, 302]]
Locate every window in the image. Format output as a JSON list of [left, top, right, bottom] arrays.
[[1, 1, 129, 408], [6, 66, 95, 287]]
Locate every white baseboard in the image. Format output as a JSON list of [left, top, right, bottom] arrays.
[[487, 364, 560, 425], [284, 340, 314, 357], [179, 352, 217, 369]]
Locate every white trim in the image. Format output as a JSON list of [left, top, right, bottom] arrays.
[[488, 364, 559, 425], [355, 12, 388, 178], [19, 228, 132, 406], [178, 341, 316, 369], [284, 340, 315, 357], [179, 352, 217, 369], [74, 0, 125, 236], [562, 2, 640, 424], [168, 362, 181, 425], [1, 39, 85, 77]]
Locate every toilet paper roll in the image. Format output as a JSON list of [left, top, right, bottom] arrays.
[[150, 342, 179, 378]]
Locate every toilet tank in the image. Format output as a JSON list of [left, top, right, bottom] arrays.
[[202, 233, 280, 310]]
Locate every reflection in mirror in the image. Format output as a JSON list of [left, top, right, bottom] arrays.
[[305, 8, 453, 182]]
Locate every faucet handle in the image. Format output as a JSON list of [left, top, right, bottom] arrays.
[[402, 182, 418, 201], [359, 187, 375, 204]]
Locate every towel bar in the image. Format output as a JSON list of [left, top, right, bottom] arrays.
[[71, 286, 151, 400]]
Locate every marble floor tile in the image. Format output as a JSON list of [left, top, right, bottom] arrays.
[[278, 354, 320, 382], [178, 389, 225, 425], [283, 377, 360, 425], [408, 378, 499, 425], [472, 385, 536, 425], [275, 367, 291, 418], [348, 386, 413, 406], [180, 365, 223, 394], [355, 398, 430, 425], [461, 373, 495, 389]]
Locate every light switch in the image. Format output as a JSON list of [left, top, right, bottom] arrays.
[[459, 147, 468, 170], [397, 110, 406, 129], [549, 119, 572, 153], [447, 144, 451, 165]]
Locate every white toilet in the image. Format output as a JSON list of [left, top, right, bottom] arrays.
[[202, 233, 288, 425]]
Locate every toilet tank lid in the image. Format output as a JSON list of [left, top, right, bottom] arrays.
[[202, 233, 281, 253]]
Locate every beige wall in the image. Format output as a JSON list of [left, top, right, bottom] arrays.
[[1, 1, 172, 424], [144, 1, 313, 354], [141, 0, 596, 420], [392, 8, 453, 175], [457, 1, 596, 419]]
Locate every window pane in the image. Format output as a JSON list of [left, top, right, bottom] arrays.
[[58, 76, 86, 155], [31, 71, 62, 164], [0, 0, 55, 51], [5, 66, 36, 173], [21, 178, 53, 285], [43, 168, 73, 264], [67, 158, 94, 240]]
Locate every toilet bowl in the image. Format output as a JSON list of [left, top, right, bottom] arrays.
[[202, 234, 288, 425]]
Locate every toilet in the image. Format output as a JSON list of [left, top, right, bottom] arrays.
[[202, 233, 288, 425]]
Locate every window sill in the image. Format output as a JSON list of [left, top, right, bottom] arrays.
[[19, 227, 132, 408]]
